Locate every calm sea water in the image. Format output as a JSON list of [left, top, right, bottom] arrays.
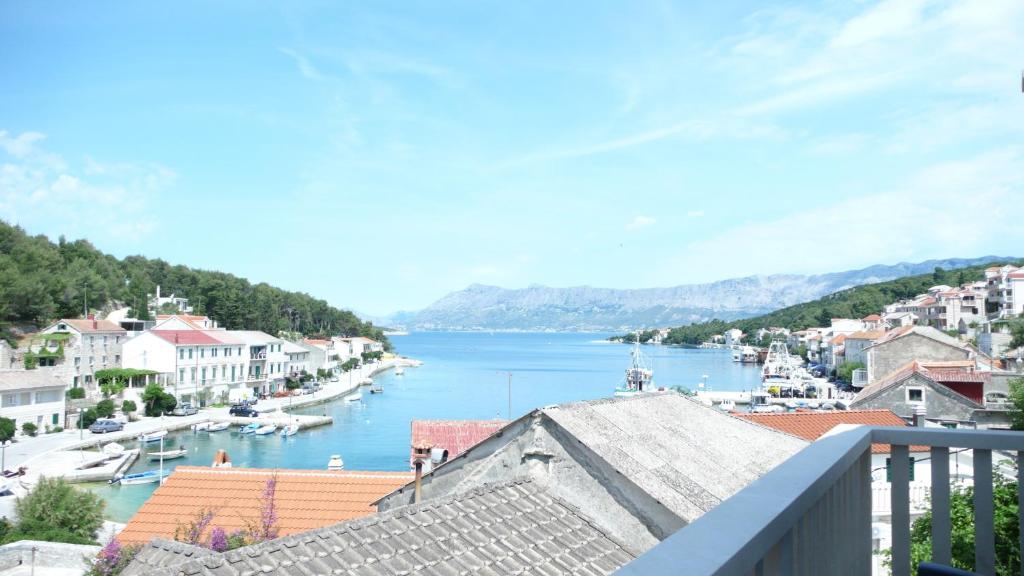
[[87, 331, 762, 521]]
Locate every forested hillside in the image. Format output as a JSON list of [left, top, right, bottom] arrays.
[[0, 222, 388, 347], [632, 260, 1023, 346]]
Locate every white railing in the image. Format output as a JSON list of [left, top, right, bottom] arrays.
[[614, 427, 1024, 576], [872, 483, 930, 515]]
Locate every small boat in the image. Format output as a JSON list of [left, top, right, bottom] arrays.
[[280, 424, 299, 437], [718, 400, 736, 412], [254, 424, 277, 435], [111, 469, 171, 485], [239, 423, 260, 435], [102, 443, 125, 457], [394, 367, 405, 376], [358, 377, 373, 386], [345, 392, 362, 403], [138, 430, 168, 443], [148, 449, 188, 461], [369, 385, 383, 394], [192, 422, 211, 432], [207, 422, 231, 432], [327, 454, 344, 470]]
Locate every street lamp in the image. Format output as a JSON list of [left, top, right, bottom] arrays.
[[1, 440, 10, 472]]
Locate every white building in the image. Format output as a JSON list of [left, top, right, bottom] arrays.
[[723, 329, 743, 347], [0, 369, 66, 434], [39, 318, 127, 396], [985, 265, 1024, 318], [299, 339, 341, 375], [149, 285, 193, 315], [283, 341, 311, 376]]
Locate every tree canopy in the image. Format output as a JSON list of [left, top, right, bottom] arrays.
[[0, 221, 388, 348]]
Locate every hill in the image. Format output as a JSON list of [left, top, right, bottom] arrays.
[[388, 256, 1016, 332], [649, 260, 1024, 346], [0, 222, 388, 347]]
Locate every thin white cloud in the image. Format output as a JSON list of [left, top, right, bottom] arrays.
[[686, 210, 705, 218], [279, 47, 331, 82], [625, 216, 656, 231]]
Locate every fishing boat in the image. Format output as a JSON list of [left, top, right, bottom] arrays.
[[326, 454, 344, 470], [192, 422, 211, 432], [147, 448, 188, 461], [345, 392, 362, 403], [138, 430, 168, 443], [254, 424, 277, 435], [613, 332, 655, 397], [280, 424, 299, 437], [239, 422, 260, 435], [207, 421, 231, 432], [394, 367, 405, 375], [110, 469, 171, 485]]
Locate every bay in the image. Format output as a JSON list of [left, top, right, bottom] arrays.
[[87, 331, 762, 521]]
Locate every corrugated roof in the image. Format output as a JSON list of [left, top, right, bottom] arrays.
[[150, 331, 223, 346], [411, 419, 507, 459], [118, 467, 414, 546], [737, 409, 911, 453], [540, 392, 807, 523], [55, 318, 126, 333], [130, 479, 635, 576]]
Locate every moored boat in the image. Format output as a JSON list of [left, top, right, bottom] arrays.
[[192, 422, 211, 432], [138, 430, 168, 443], [614, 332, 656, 397], [345, 392, 362, 403], [369, 385, 383, 394], [239, 423, 260, 435], [207, 421, 230, 432], [110, 469, 171, 485], [280, 424, 299, 437], [148, 448, 188, 461], [254, 424, 277, 435], [394, 367, 405, 375], [326, 454, 344, 470]]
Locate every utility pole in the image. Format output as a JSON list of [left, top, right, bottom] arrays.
[[83, 285, 87, 317]]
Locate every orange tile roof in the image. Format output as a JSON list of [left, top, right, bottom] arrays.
[[830, 334, 847, 345], [862, 314, 881, 321], [737, 410, 916, 453], [58, 318, 126, 333], [118, 467, 414, 546], [411, 419, 507, 461], [846, 330, 886, 341]]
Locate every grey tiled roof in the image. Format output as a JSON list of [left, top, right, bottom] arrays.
[[139, 479, 634, 576], [122, 539, 216, 576]]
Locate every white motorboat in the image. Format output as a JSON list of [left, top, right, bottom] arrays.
[[280, 424, 299, 437], [239, 423, 260, 435], [394, 367, 405, 375], [138, 430, 168, 443], [345, 392, 362, 403], [111, 469, 171, 485], [192, 422, 211, 432], [254, 424, 277, 435], [327, 454, 344, 470], [148, 449, 188, 461], [207, 422, 231, 432]]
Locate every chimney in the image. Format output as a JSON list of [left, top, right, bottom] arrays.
[[413, 461, 423, 504], [212, 449, 231, 467], [913, 404, 927, 427], [175, 333, 179, 344], [87, 313, 95, 320], [93, 319, 98, 329]]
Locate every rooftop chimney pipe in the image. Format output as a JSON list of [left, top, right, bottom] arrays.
[[913, 404, 926, 427], [414, 461, 423, 504]]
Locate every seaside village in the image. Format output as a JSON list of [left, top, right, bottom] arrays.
[[0, 269, 1020, 576]]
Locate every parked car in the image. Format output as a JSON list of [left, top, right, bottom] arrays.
[[171, 402, 198, 416], [229, 403, 259, 417], [89, 419, 124, 434]]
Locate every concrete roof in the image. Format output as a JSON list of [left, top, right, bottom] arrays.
[[540, 392, 807, 523], [118, 467, 413, 546], [0, 369, 66, 392], [133, 479, 635, 576]]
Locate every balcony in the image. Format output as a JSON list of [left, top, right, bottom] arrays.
[[615, 426, 1023, 576]]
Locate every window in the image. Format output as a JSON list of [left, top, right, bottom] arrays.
[[116, 336, 121, 344], [179, 348, 185, 360], [238, 347, 242, 356], [74, 357, 81, 367], [190, 367, 197, 383], [89, 356, 94, 365], [179, 368, 185, 383], [102, 355, 107, 364], [200, 348, 205, 359], [19, 392, 31, 405], [103, 336, 108, 344], [231, 365, 236, 381], [2, 394, 16, 408], [73, 376, 79, 387], [201, 367, 207, 383], [85, 375, 93, 384], [35, 390, 61, 403], [188, 348, 193, 360], [115, 354, 120, 364], [225, 347, 231, 357], [906, 387, 925, 403], [52, 413, 59, 425], [212, 348, 218, 358]]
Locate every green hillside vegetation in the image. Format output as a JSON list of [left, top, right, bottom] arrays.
[[617, 260, 1024, 346], [0, 221, 388, 348]]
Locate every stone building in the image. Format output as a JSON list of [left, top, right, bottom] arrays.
[[864, 326, 974, 383]]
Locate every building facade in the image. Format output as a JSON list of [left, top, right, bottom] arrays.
[[0, 369, 67, 434], [39, 318, 127, 396]]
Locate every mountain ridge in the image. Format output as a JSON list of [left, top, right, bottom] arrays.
[[385, 256, 1016, 331]]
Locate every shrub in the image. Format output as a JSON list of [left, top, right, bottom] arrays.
[[284, 378, 301, 390], [77, 408, 98, 429], [0, 418, 15, 443], [84, 538, 141, 576], [21, 422, 37, 437], [121, 400, 137, 414], [67, 387, 86, 400], [141, 383, 177, 417], [95, 399, 115, 419], [11, 477, 105, 543], [50, 426, 63, 433]]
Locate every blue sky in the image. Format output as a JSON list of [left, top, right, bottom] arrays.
[[1, 1, 1022, 316]]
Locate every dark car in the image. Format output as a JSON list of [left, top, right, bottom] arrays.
[[89, 419, 124, 434], [229, 403, 259, 417]]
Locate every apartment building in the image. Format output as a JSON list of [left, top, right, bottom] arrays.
[[985, 264, 1024, 318], [38, 318, 127, 395]]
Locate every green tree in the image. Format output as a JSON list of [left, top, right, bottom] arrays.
[[7, 477, 105, 544], [95, 399, 115, 418], [1009, 321, 1024, 351], [141, 383, 176, 416], [121, 400, 137, 414], [67, 387, 86, 399], [1009, 378, 1024, 431], [0, 417, 15, 442], [77, 408, 98, 429]]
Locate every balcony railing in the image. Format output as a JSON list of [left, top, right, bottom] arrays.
[[615, 426, 1023, 576]]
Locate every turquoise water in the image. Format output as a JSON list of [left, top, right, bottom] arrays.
[[87, 332, 762, 521]]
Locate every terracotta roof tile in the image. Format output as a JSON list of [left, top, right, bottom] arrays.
[[737, 410, 916, 453], [411, 420, 507, 461], [118, 467, 414, 546], [846, 330, 886, 341], [58, 318, 126, 333], [861, 314, 882, 321], [150, 330, 223, 345]]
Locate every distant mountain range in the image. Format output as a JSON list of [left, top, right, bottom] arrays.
[[382, 257, 1015, 332]]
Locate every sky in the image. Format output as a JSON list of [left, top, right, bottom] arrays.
[[1, 1, 1022, 316]]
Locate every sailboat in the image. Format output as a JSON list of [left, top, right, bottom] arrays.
[[613, 332, 656, 397]]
